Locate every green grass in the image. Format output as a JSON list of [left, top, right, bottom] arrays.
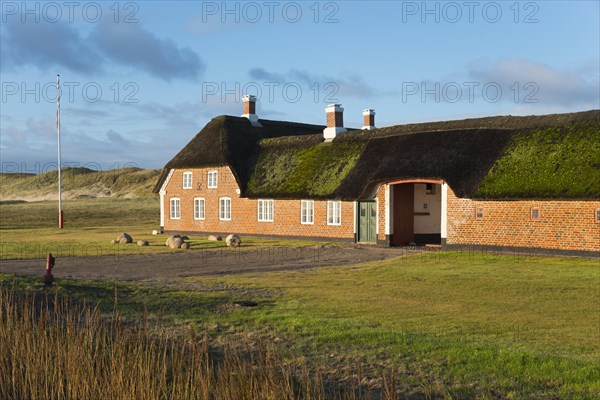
[[2, 197, 599, 397], [0, 197, 160, 230], [3, 251, 598, 398], [200, 252, 600, 398], [0, 198, 160, 259], [0, 198, 324, 259], [475, 123, 600, 198]]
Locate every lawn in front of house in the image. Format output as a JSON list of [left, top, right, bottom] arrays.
[[0, 198, 324, 259], [2, 251, 598, 398]]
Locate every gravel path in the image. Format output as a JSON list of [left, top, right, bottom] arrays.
[[0, 245, 418, 281]]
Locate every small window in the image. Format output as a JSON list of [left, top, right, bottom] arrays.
[[530, 207, 540, 221], [476, 207, 484, 220], [301, 200, 314, 224], [595, 209, 600, 224], [425, 183, 436, 195], [182, 172, 193, 189], [258, 199, 274, 222], [219, 197, 231, 221], [207, 170, 218, 188], [194, 198, 205, 220], [327, 201, 342, 226], [170, 198, 180, 220]]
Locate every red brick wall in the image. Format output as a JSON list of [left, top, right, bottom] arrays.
[[446, 187, 600, 252], [327, 111, 343, 128], [162, 167, 355, 239], [162, 169, 599, 252]]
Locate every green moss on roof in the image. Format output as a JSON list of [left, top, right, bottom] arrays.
[[475, 123, 600, 198], [156, 110, 600, 200], [247, 140, 366, 198]]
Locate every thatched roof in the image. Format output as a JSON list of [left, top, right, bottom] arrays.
[[154, 110, 600, 199], [153, 116, 324, 194]]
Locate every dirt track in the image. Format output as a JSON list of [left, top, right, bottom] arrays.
[[0, 245, 417, 281]]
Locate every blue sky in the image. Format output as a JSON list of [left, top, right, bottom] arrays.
[[1, 0, 598, 171]]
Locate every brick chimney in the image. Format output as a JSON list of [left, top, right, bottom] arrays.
[[242, 95, 261, 126], [323, 104, 346, 140], [362, 109, 376, 130]]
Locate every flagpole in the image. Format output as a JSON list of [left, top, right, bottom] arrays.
[[57, 74, 63, 229]]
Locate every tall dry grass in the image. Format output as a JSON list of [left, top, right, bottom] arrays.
[[0, 287, 396, 400]]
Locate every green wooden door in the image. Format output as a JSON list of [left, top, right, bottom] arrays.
[[358, 201, 377, 243]]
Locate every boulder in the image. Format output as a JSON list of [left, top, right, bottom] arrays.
[[137, 240, 149, 247], [169, 237, 184, 249], [165, 235, 181, 247], [225, 234, 241, 247], [116, 233, 133, 244], [207, 235, 222, 241], [181, 242, 190, 250]]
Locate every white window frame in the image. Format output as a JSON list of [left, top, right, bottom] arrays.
[[207, 170, 218, 189], [219, 197, 231, 221], [257, 199, 274, 222], [182, 172, 193, 189], [327, 201, 342, 226], [170, 198, 180, 220], [194, 198, 205, 220], [300, 200, 314, 225]]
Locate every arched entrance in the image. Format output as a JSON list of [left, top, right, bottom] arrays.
[[389, 179, 445, 246]]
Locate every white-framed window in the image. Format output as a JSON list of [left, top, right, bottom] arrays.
[[194, 198, 205, 220], [301, 200, 314, 224], [207, 170, 218, 188], [170, 198, 180, 220], [219, 197, 231, 221], [257, 199, 274, 222], [327, 201, 341, 226], [182, 172, 193, 189]]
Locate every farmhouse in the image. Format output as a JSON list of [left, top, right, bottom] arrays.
[[154, 96, 600, 255]]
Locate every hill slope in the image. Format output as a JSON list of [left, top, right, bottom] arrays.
[[0, 167, 161, 201]]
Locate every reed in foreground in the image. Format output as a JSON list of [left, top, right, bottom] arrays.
[[0, 287, 396, 400]]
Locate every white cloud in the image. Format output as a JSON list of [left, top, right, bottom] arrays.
[[469, 58, 599, 107]]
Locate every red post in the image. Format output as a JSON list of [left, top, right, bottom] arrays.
[[59, 210, 64, 229], [44, 253, 55, 286]]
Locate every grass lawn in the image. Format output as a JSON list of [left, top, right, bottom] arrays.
[[2, 198, 599, 398], [0, 198, 323, 259], [3, 251, 598, 399]]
